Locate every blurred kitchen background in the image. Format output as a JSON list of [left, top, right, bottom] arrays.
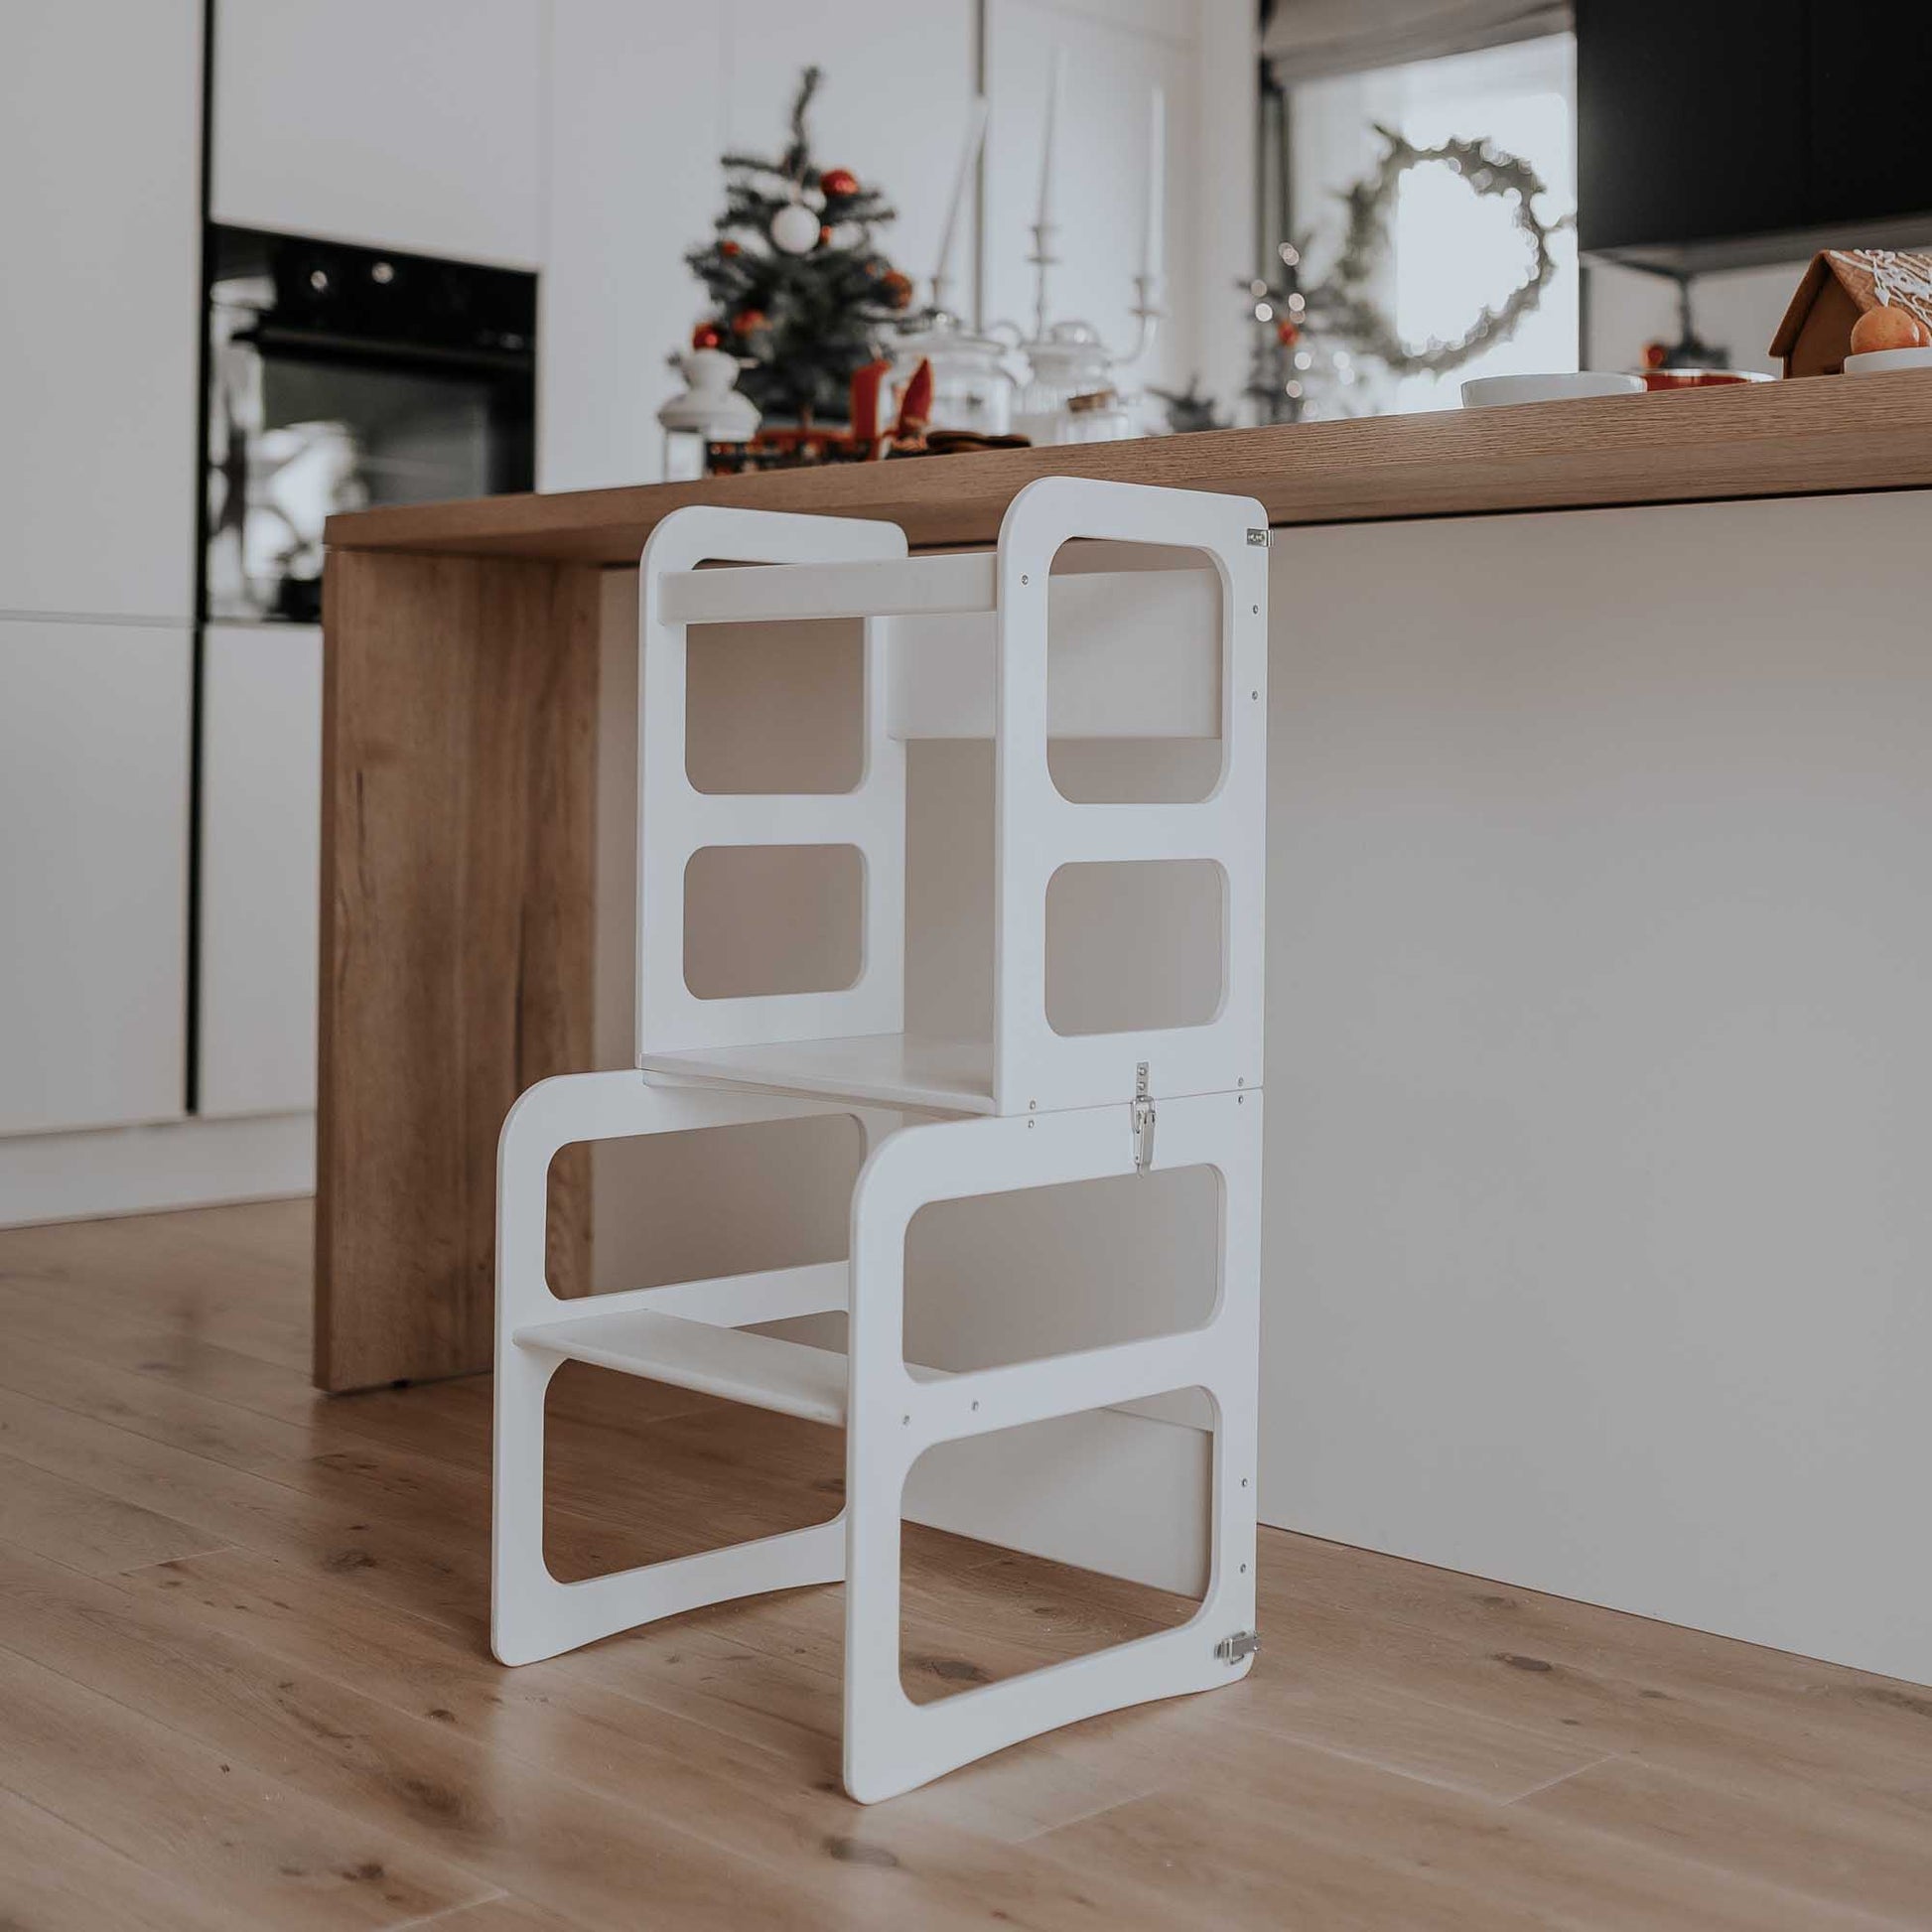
[[4, 0, 1929, 1226]]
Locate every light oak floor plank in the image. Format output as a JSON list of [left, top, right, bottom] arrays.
[[1, 1199, 1927, 1930], [0, 1641, 494, 1929], [0, 1444, 230, 1576]]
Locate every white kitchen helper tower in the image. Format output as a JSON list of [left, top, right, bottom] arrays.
[[492, 476, 1268, 1803]]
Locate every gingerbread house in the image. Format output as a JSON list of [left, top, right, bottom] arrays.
[[1770, 249, 1932, 376]]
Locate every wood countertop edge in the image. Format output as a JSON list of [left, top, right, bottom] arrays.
[[325, 373, 1932, 564]]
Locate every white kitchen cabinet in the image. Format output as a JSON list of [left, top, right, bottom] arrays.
[[0, 621, 192, 1137], [212, 0, 549, 267], [196, 623, 322, 1119], [0, 0, 202, 621]]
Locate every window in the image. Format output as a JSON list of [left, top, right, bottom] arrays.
[[1287, 33, 1579, 415]]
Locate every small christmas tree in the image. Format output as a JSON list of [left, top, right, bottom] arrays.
[[685, 68, 914, 425]]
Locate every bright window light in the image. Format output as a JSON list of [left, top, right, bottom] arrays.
[[1291, 34, 1579, 415]]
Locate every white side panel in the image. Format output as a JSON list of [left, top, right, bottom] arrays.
[[1265, 489, 1932, 1687], [0, 622, 191, 1137], [992, 479, 1267, 1114], [197, 624, 323, 1119], [0, 0, 201, 621], [212, 0, 550, 265], [636, 508, 908, 1059]]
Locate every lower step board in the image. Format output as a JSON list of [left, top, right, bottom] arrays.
[[513, 1307, 848, 1425]]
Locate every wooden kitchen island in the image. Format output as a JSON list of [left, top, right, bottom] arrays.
[[321, 373, 1932, 1685]]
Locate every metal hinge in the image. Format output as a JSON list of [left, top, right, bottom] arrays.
[[1131, 1063, 1156, 1175], [1215, 1629, 1261, 1666], [1245, 526, 1270, 548]]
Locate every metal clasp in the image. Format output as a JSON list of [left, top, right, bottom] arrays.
[[1215, 1629, 1261, 1666], [1132, 1063, 1156, 1175], [1245, 527, 1270, 547]]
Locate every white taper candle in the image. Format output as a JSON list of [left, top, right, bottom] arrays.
[[932, 95, 989, 297], [1036, 49, 1065, 233], [1142, 85, 1166, 283]]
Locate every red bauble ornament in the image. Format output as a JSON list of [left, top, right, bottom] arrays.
[[691, 322, 722, 350], [732, 309, 767, 336], [880, 269, 913, 311], [720, 239, 741, 258], [1276, 320, 1300, 346], [819, 167, 859, 199], [1641, 340, 1670, 370]]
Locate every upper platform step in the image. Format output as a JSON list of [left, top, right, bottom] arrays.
[[637, 1031, 993, 1115]]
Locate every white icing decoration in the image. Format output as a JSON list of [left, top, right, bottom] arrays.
[[1833, 248, 1932, 317]]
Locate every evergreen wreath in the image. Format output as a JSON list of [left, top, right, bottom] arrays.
[[684, 67, 914, 424], [1311, 125, 1565, 378]]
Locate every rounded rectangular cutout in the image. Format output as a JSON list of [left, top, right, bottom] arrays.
[[685, 616, 863, 794], [904, 1164, 1220, 1371], [683, 843, 864, 1000], [899, 1392, 1209, 1703], [1044, 542, 1224, 803], [1045, 858, 1225, 1037], [559, 1110, 865, 1296], [543, 1365, 843, 1580]]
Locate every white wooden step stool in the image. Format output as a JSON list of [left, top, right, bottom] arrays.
[[492, 476, 1268, 1803]]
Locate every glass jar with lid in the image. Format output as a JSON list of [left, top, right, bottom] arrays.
[[894, 312, 1017, 437], [1012, 320, 1135, 445]]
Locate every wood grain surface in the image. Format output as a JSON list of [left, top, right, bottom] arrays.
[[317, 553, 599, 1392], [323, 372, 1932, 561], [2, 1200, 1930, 1930]]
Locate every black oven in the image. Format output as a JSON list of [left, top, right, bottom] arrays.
[[204, 226, 536, 622]]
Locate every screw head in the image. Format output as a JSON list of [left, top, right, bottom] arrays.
[[971, 1399, 979, 1411], [901, 1414, 910, 1426], [1021, 573, 1030, 585], [1239, 1562, 1248, 1574]]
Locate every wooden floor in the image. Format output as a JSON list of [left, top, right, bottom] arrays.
[[1, 1204, 1928, 1930]]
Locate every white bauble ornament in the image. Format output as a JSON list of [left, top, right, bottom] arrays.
[[770, 203, 820, 254]]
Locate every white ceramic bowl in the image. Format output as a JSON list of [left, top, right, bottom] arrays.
[[1460, 372, 1646, 408], [1843, 345, 1932, 377]]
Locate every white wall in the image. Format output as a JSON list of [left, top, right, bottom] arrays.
[[1266, 491, 1932, 1686], [983, 0, 1253, 416], [1586, 259, 1804, 377]]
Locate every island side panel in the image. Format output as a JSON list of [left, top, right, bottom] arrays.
[[1263, 487, 1932, 1685], [317, 549, 598, 1392]]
